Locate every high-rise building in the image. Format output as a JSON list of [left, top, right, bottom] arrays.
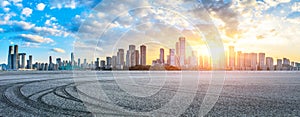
[[19, 53, 26, 69], [112, 56, 117, 68], [13, 45, 19, 70], [28, 55, 32, 69], [49, 56, 53, 70], [95, 58, 100, 68], [135, 50, 139, 66], [244, 53, 251, 68], [127, 45, 136, 67], [117, 49, 125, 69], [169, 49, 176, 66], [140, 45, 146, 66], [56, 58, 62, 68], [189, 51, 198, 68], [160, 48, 164, 64], [106, 57, 112, 69], [266, 57, 274, 70], [277, 59, 283, 70], [251, 53, 257, 70], [258, 53, 265, 70], [7, 46, 13, 69], [237, 51, 242, 69], [126, 50, 130, 67], [78, 58, 81, 67], [228, 46, 235, 69], [100, 60, 105, 68], [179, 37, 186, 66], [71, 52, 75, 66], [283, 58, 290, 66]]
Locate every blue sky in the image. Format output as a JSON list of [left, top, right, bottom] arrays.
[[0, 0, 300, 64]]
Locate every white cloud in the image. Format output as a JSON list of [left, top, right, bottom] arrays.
[[51, 48, 66, 53], [1, 1, 10, 7], [20, 34, 54, 43], [3, 7, 10, 12], [36, 3, 46, 11], [21, 7, 32, 17], [15, 21, 35, 30], [0, 28, 4, 32], [65, 0, 76, 9]]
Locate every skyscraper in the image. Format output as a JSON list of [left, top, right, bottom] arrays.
[[7, 46, 13, 69], [112, 56, 117, 68], [135, 50, 139, 66], [13, 45, 19, 70], [277, 59, 283, 70], [106, 57, 112, 69], [237, 51, 242, 69], [258, 53, 265, 70], [266, 57, 274, 70], [179, 37, 186, 66], [49, 56, 53, 70], [160, 48, 164, 64], [129, 45, 136, 67], [117, 49, 124, 69], [228, 46, 235, 70], [169, 49, 176, 66], [251, 53, 257, 70], [71, 52, 75, 66], [78, 58, 81, 67], [28, 55, 32, 69], [140, 45, 146, 66], [19, 53, 26, 69]]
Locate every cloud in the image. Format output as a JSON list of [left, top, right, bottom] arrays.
[[0, 28, 3, 32], [1, 1, 10, 7], [36, 3, 46, 11], [3, 7, 10, 12], [20, 34, 54, 43], [21, 7, 33, 17], [51, 48, 66, 53]]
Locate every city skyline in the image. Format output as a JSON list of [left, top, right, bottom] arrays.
[[1, 36, 300, 71]]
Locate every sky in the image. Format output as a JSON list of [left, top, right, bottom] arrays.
[[0, 0, 300, 64]]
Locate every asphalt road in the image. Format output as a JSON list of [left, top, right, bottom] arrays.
[[0, 71, 299, 116]]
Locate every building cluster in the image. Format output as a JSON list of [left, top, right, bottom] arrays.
[[6, 45, 33, 71], [227, 46, 300, 71], [151, 37, 198, 69], [1, 41, 300, 71]]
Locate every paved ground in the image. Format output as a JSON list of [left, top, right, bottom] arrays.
[[0, 71, 299, 116]]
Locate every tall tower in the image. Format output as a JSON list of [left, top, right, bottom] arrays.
[[71, 52, 75, 66], [129, 45, 136, 67], [19, 53, 26, 69], [140, 45, 146, 66], [228, 46, 235, 70], [7, 46, 13, 69], [160, 48, 164, 64], [251, 53, 258, 70], [169, 49, 176, 66], [135, 50, 139, 66], [112, 56, 117, 68], [106, 57, 112, 69], [117, 49, 125, 69], [28, 55, 33, 69], [78, 58, 81, 67], [13, 45, 19, 70], [179, 37, 186, 66], [258, 53, 265, 70]]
